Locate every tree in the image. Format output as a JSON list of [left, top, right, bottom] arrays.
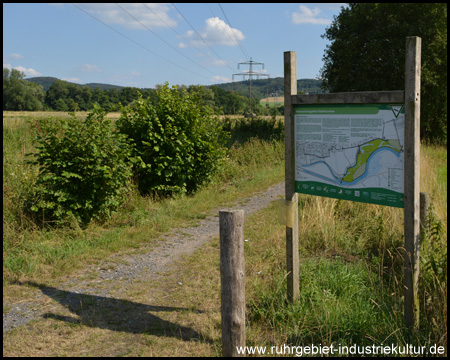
[[46, 79, 70, 110], [80, 87, 93, 111], [3, 68, 45, 110], [188, 85, 216, 111], [54, 98, 68, 111], [23, 82, 46, 111], [320, 3, 447, 144], [120, 87, 140, 105]]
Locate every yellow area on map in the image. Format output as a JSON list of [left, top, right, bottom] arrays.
[[342, 139, 402, 183]]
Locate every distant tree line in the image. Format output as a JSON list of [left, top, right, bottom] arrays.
[[3, 68, 285, 116]]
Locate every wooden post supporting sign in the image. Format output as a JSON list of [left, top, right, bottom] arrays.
[[219, 210, 245, 357], [404, 36, 421, 329], [284, 51, 299, 302]]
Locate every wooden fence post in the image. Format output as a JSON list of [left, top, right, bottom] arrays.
[[220, 210, 245, 357], [284, 51, 299, 302], [404, 36, 421, 329]]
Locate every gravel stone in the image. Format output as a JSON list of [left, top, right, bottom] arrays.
[[3, 182, 284, 333]]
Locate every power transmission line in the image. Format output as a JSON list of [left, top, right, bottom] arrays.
[[206, 3, 217, 18], [142, 3, 213, 61], [72, 3, 210, 80], [232, 58, 269, 115], [218, 3, 249, 60], [171, 3, 236, 73], [115, 3, 217, 77]]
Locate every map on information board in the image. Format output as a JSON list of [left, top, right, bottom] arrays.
[[295, 104, 405, 207]]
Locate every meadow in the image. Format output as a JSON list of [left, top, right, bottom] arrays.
[[3, 111, 447, 356]]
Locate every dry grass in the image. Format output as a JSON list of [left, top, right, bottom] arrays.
[[2, 110, 122, 120], [3, 244, 223, 357], [260, 97, 284, 103], [3, 110, 446, 356], [421, 144, 447, 222]]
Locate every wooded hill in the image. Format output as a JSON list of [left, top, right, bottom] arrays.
[[211, 77, 325, 99], [25, 76, 324, 99], [25, 77, 125, 92]]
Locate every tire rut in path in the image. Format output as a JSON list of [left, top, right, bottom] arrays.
[[3, 182, 284, 333]]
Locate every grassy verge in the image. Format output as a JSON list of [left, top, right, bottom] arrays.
[[3, 111, 446, 356], [3, 112, 284, 286], [136, 149, 447, 356], [3, 185, 446, 356]]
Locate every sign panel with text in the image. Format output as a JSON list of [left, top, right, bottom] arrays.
[[295, 104, 405, 207]]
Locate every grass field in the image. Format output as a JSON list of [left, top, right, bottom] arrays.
[[3, 110, 447, 356], [260, 97, 284, 108]]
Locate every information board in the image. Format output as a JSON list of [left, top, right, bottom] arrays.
[[295, 103, 405, 207]]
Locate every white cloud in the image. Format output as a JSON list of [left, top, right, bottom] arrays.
[[5, 53, 24, 61], [210, 75, 231, 83], [210, 58, 228, 67], [78, 64, 101, 73], [75, 3, 176, 29], [108, 71, 141, 84], [14, 66, 42, 77], [125, 81, 139, 87], [3, 54, 42, 77], [177, 42, 188, 49], [184, 17, 245, 47], [291, 5, 331, 25], [62, 77, 81, 83]]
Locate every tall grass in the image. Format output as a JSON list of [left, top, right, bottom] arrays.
[[3, 113, 284, 283], [243, 143, 447, 354], [3, 112, 446, 354]]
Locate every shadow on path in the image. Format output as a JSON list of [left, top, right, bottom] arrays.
[[16, 281, 212, 344]]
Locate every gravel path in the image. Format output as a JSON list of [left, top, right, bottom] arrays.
[[3, 182, 284, 333]]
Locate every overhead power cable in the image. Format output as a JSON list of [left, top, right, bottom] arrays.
[[142, 3, 212, 61], [218, 3, 250, 60], [171, 3, 236, 73], [72, 3, 210, 80], [206, 3, 217, 18], [115, 3, 216, 77]]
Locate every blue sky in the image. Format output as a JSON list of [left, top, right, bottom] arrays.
[[3, 3, 346, 88]]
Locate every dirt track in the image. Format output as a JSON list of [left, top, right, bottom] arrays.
[[3, 182, 284, 334]]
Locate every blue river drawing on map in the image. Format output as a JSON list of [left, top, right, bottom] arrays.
[[301, 147, 401, 187]]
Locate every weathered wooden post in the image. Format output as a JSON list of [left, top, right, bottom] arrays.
[[420, 192, 430, 241], [284, 51, 299, 302], [219, 210, 245, 357], [404, 36, 421, 329]]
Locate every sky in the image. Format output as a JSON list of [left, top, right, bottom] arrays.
[[3, 3, 347, 89]]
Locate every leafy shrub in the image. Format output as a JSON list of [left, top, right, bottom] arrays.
[[27, 106, 133, 226], [116, 83, 228, 196]]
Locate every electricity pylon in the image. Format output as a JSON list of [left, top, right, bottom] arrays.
[[232, 57, 269, 115]]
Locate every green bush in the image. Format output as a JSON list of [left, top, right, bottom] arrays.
[[116, 83, 228, 196], [27, 106, 133, 226]]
